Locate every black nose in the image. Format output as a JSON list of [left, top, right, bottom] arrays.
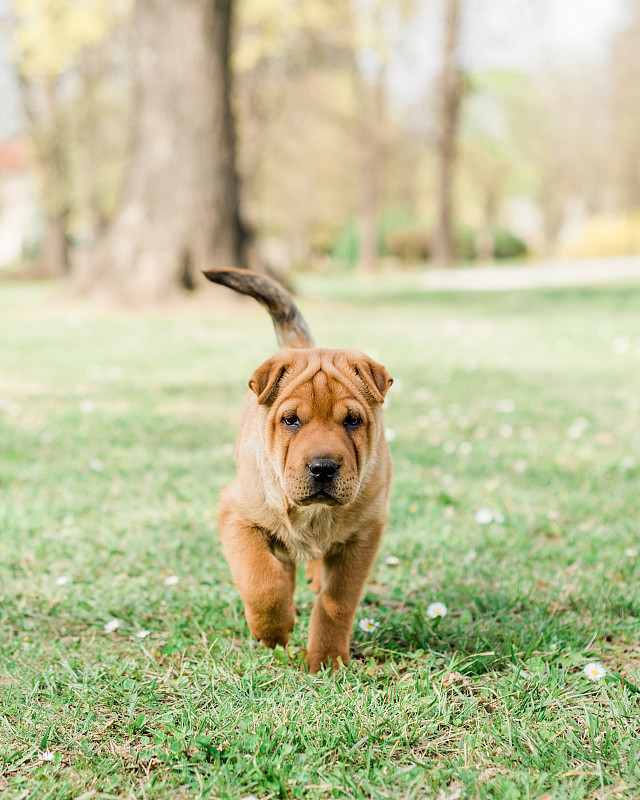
[[308, 459, 339, 482]]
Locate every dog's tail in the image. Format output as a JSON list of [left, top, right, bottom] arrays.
[[203, 268, 314, 349]]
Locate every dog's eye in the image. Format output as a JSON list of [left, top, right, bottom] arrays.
[[282, 415, 300, 428], [344, 414, 361, 429]]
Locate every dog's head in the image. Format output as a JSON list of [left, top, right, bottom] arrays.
[[248, 348, 392, 507]]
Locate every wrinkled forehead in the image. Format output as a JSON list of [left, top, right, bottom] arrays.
[[279, 353, 366, 411]]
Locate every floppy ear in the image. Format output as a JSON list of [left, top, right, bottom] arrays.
[[248, 355, 290, 405], [349, 352, 393, 403]]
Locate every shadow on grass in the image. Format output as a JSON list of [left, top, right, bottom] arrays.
[[352, 588, 599, 676]]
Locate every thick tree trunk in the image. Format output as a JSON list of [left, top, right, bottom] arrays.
[[78, 0, 247, 302], [38, 215, 71, 277], [432, 0, 463, 269]]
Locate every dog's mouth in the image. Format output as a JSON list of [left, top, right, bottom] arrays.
[[296, 489, 341, 507]]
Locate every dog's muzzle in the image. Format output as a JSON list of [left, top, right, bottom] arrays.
[[295, 459, 341, 505]]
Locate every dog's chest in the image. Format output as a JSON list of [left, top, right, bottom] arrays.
[[276, 505, 346, 562]]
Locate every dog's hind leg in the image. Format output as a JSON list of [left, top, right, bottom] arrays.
[[305, 558, 323, 593]]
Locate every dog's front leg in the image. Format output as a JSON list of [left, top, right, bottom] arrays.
[[306, 525, 383, 673], [218, 508, 296, 649]]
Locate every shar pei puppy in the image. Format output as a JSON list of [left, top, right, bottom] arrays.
[[204, 268, 393, 673]]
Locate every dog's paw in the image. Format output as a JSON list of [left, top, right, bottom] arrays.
[[305, 649, 349, 674], [245, 602, 296, 650]]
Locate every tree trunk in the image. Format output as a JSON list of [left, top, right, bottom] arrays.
[[18, 75, 73, 277], [78, 0, 247, 303], [433, 0, 463, 269], [356, 72, 384, 277], [38, 214, 71, 277]]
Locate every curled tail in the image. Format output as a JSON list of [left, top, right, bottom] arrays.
[[203, 268, 314, 349]]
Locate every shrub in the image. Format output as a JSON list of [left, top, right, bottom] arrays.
[[492, 227, 528, 259], [562, 214, 640, 258]]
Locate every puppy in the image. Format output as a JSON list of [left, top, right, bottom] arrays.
[[204, 268, 393, 672]]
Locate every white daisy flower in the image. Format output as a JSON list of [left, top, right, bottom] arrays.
[[163, 574, 180, 586], [385, 428, 397, 442], [462, 549, 477, 565], [459, 441, 473, 455], [104, 619, 120, 634], [55, 576, 69, 586], [38, 750, 55, 762], [443, 440, 456, 454], [583, 662, 606, 681], [384, 555, 400, 566], [427, 602, 448, 619], [474, 508, 494, 525], [89, 459, 104, 472], [625, 547, 639, 558], [497, 398, 515, 413], [358, 618, 380, 632], [578, 522, 592, 533], [136, 629, 151, 639], [499, 424, 513, 439], [612, 336, 630, 355]]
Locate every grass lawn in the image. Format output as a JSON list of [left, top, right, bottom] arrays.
[[0, 275, 639, 800]]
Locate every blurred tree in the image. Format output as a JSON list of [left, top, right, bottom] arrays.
[[432, 0, 464, 268], [12, 0, 123, 276], [458, 72, 529, 259], [351, 0, 391, 276], [509, 68, 612, 256], [609, 0, 640, 212], [234, 0, 408, 274], [78, 0, 247, 301], [234, 0, 356, 271]]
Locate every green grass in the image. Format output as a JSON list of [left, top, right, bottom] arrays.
[[1, 276, 639, 800]]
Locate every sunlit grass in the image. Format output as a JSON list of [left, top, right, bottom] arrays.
[[1, 277, 639, 799]]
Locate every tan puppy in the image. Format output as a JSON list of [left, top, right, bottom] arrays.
[[204, 268, 393, 673]]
